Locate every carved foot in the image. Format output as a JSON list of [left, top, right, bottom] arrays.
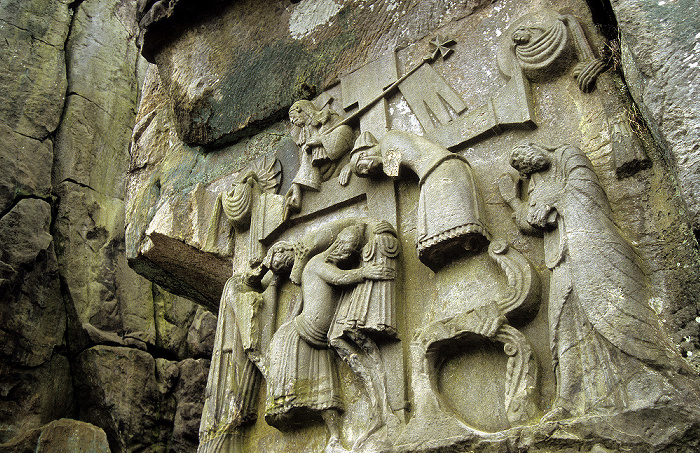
[[351, 414, 399, 453], [394, 411, 472, 449], [352, 433, 391, 453]]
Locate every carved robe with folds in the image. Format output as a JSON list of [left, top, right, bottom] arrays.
[[370, 130, 489, 268], [526, 145, 688, 415]]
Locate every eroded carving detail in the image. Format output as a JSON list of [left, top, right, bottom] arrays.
[[210, 219, 401, 452], [205, 156, 281, 263], [199, 266, 279, 452], [284, 101, 354, 220], [499, 10, 608, 92]]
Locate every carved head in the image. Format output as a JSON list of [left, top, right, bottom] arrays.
[[510, 142, 551, 177], [350, 132, 383, 177], [263, 241, 295, 274], [326, 226, 363, 264], [289, 100, 323, 127]]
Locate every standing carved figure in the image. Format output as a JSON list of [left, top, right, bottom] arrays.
[[198, 265, 280, 452], [499, 142, 692, 420], [264, 226, 395, 452], [329, 220, 401, 450], [284, 100, 354, 218], [349, 130, 489, 270]]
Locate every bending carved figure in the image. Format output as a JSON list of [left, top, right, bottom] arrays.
[[263, 224, 395, 453], [500, 142, 692, 420], [284, 100, 354, 219], [348, 130, 489, 270]]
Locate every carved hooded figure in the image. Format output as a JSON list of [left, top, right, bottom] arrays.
[[351, 130, 489, 270], [504, 142, 693, 419]]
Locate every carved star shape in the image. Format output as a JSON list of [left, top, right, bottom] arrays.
[[428, 35, 456, 61]]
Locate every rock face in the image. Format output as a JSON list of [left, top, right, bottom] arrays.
[[136, 0, 495, 146], [0, 0, 211, 450], [610, 0, 700, 231]]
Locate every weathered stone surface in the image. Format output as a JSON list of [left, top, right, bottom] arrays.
[[0, 199, 64, 368], [0, 0, 208, 450], [0, 418, 110, 453], [128, 0, 700, 451], [0, 125, 53, 216], [35, 418, 110, 453], [0, 355, 72, 444], [611, 0, 700, 230], [126, 65, 271, 309], [53, 0, 143, 199], [54, 182, 157, 347], [0, 198, 52, 269], [0, 0, 70, 139], [153, 289, 217, 360], [186, 306, 217, 359], [73, 345, 210, 452], [73, 345, 170, 452], [0, 426, 42, 453], [172, 358, 210, 452], [139, 0, 494, 147]]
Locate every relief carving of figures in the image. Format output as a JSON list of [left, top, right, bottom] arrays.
[[284, 100, 354, 219], [347, 130, 489, 270], [328, 221, 401, 450], [499, 142, 696, 421], [204, 156, 282, 262], [261, 221, 396, 453]]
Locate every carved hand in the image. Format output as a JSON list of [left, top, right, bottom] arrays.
[[337, 164, 352, 186], [473, 301, 506, 338], [498, 173, 520, 209], [527, 202, 557, 229], [362, 263, 396, 281], [306, 135, 322, 146], [284, 184, 302, 213]]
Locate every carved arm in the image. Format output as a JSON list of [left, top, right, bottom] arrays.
[[317, 262, 395, 286], [498, 173, 539, 234]]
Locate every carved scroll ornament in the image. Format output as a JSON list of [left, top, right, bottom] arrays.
[[396, 240, 541, 448]]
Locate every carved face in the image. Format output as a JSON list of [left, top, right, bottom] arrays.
[[354, 150, 383, 176], [326, 227, 362, 264], [270, 250, 294, 273], [289, 106, 308, 127], [264, 242, 295, 274]]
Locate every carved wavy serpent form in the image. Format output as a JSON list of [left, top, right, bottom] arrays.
[[411, 240, 541, 429]]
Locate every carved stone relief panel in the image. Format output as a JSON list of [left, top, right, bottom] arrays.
[[127, 0, 700, 451]]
